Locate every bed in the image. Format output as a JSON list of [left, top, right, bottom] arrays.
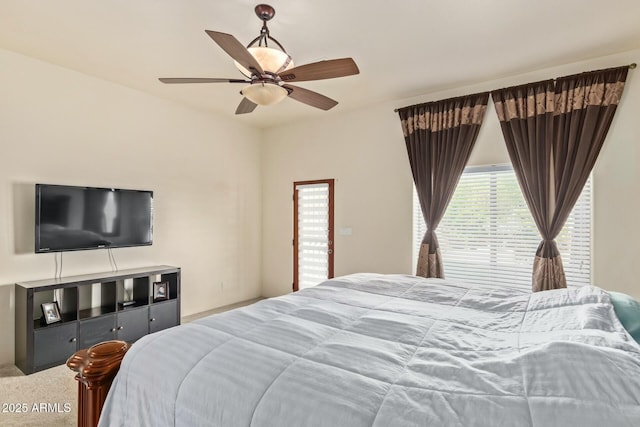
[[79, 273, 640, 426]]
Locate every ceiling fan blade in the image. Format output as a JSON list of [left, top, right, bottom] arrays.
[[159, 78, 249, 84], [278, 58, 359, 82], [283, 84, 338, 111], [235, 97, 258, 115], [205, 30, 264, 75]]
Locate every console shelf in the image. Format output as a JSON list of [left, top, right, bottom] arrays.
[[15, 265, 181, 374]]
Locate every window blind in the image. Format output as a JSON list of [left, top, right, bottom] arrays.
[[412, 165, 592, 288], [296, 183, 330, 289]]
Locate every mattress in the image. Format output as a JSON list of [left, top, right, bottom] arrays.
[[99, 273, 640, 426]]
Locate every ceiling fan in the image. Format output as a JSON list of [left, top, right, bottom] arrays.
[[159, 4, 360, 115]]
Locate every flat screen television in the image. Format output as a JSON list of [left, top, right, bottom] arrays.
[[35, 184, 153, 253]]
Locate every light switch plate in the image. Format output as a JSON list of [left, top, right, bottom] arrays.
[[339, 227, 353, 236]]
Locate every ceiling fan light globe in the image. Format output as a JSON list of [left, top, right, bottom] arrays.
[[234, 47, 294, 76], [241, 83, 288, 106]]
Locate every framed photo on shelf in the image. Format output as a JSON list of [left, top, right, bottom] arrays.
[[41, 301, 62, 325], [153, 281, 169, 302]]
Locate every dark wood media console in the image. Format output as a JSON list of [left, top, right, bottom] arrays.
[[15, 265, 180, 375]]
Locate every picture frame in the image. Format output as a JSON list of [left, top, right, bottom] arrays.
[[41, 301, 62, 325], [153, 281, 169, 302]]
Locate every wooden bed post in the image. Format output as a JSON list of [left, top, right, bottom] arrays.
[[67, 340, 130, 427]]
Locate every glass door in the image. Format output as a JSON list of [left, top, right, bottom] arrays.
[[293, 179, 334, 291]]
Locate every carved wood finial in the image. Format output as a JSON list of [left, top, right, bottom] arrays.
[[67, 340, 130, 427]]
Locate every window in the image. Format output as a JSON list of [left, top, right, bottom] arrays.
[[412, 165, 591, 287]]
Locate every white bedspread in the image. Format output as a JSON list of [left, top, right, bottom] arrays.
[[99, 273, 640, 426]]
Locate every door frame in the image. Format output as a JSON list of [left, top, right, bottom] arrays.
[[293, 179, 334, 292]]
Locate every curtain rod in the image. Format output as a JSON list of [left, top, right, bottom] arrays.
[[393, 62, 637, 113]]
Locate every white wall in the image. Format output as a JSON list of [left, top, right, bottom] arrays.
[[0, 49, 263, 365], [262, 103, 414, 295], [262, 49, 640, 299]]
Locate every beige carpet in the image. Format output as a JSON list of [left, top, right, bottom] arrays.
[[0, 364, 76, 427]]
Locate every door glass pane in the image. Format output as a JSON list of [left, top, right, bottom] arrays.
[[297, 183, 329, 289]]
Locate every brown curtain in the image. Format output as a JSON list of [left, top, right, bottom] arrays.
[[492, 66, 628, 292], [398, 93, 489, 278]]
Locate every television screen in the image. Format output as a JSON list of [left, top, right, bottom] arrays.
[[35, 184, 153, 253]]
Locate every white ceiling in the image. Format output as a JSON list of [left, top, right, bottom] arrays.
[[2, 0, 639, 128]]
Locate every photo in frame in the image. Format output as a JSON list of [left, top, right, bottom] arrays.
[[41, 301, 62, 325], [153, 281, 169, 302]]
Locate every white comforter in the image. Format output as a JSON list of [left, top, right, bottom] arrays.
[[99, 274, 640, 426]]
